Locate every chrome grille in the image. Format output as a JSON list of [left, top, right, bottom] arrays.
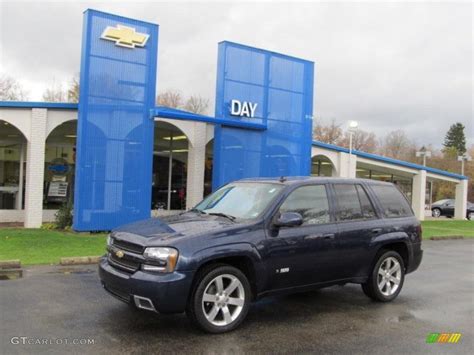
[[111, 238, 144, 254], [108, 253, 140, 273]]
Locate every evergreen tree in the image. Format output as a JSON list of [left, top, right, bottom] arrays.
[[443, 123, 466, 155]]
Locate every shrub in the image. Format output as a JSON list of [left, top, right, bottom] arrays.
[[55, 202, 73, 230], [41, 223, 56, 230]]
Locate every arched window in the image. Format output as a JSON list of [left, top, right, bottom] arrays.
[[311, 155, 335, 177], [0, 120, 27, 210], [204, 139, 213, 197], [44, 121, 77, 209]]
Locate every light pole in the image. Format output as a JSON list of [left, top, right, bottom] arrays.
[[416, 146, 432, 210], [457, 153, 472, 176], [347, 120, 358, 176]]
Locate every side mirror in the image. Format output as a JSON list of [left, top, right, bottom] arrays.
[[274, 212, 303, 228]]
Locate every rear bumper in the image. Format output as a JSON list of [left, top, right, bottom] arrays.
[[407, 246, 423, 274], [98, 257, 194, 314]]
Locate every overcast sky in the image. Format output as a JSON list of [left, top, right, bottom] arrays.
[[1, 0, 472, 148]]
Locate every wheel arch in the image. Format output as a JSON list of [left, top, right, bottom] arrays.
[[189, 245, 264, 301], [374, 240, 410, 271]]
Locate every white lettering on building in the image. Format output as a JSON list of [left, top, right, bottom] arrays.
[[230, 100, 258, 118]]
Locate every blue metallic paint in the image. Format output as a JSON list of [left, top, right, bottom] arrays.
[[212, 41, 314, 190], [99, 177, 423, 313], [73, 10, 159, 231]]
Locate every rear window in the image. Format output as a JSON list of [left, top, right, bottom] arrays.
[[371, 184, 413, 218]]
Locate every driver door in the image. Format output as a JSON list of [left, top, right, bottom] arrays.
[[264, 184, 338, 290]]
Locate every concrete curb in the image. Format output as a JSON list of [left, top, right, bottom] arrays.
[[0, 259, 22, 280], [60, 256, 101, 265], [428, 236, 464, 240]]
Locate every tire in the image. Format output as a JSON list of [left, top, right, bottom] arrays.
[[186, 264, 251, 333], [432, 208, 441, 218], [467, 212, 474, 221], [361, 250, 405, 302]]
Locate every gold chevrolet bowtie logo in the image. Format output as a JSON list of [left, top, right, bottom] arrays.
[[101, 25, 149, 49], [115, 250, 124, 258]]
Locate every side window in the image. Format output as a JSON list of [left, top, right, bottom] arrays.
[[370, 184, 413, 218], [356, 185, 376, 219], [333, 184, 364, 221], [279, 185, 330, 225]]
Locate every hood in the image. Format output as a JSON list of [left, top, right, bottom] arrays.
[[112, 212, 237, 245]]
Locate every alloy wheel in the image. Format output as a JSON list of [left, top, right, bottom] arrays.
[[201, 274, 245, 327], [377, 257, 402, 297]]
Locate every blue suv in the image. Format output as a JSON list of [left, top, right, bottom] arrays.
[[99, 177, 423, 333]]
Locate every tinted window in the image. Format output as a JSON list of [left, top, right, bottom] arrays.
[[279, 185, 330, 225], [371, 184, 413, 218], [334, 184, 363, 221], [356, 185, 377, 219]]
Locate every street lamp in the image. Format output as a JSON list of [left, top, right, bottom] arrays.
[[416, 146, 432, 210], [347, 121, 358, 175], [348, 120, 358, 155], [416, 146, 432, 166], [457, 153, 472, 175]]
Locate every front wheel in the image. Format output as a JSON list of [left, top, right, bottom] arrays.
[[467, 212, 474, 221], [186, 265, 251, 333], [362, 250, 405, 302]]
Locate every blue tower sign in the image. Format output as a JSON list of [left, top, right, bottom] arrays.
[[212, 41, 314, 190], [73, 10, 159, 231]]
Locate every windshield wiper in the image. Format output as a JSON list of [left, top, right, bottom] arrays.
[[207, 212, 236, 222], [189, 208, 207, 215]]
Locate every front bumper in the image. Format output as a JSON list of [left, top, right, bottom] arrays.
[[98, 256, 194, 314]]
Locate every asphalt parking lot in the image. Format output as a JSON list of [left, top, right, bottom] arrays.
[[1, 240, 472, 354]]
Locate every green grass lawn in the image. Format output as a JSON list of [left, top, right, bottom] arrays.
[[0, 221, 471, 265], [0, 229, 107, 265], [421, 220, 474, 238]]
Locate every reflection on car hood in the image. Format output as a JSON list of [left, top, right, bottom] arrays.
[[113, 213, 235, 241]]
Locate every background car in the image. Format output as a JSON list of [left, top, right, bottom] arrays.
[[431, 199, 474, 220]]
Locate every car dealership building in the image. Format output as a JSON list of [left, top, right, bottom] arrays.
[[0, 10, 469, 230]]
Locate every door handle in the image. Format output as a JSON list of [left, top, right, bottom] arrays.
[[304, 233, 335, 240], [322, 233, 335, 240], [372, 228, 382, 234]]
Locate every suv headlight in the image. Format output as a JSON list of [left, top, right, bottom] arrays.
[[142, 247, 179, 273]]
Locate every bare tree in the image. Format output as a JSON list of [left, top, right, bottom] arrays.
[[313, 119, 343, 145], [156, 90, 183, 108], [184, 95, 209, 114], [380, 129, 415, 160], [0, 74, 28, 100], [67, 77, 80, 103], [341, 130, 378, 153], [43, 81, 67, 102]]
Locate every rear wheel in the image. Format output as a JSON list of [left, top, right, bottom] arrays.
[[186, 264, 251, 333], [432, 208, 441, 218], [362, 250, 405, 302]]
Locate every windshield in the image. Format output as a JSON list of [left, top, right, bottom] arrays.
[[194, 182, 284, 219]]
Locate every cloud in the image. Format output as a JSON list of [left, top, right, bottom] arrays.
[[0, 1, 472, 147]]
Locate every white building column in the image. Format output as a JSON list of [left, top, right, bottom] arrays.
[[24, 108, 47, 228], [186, 122, 207, 209], [15, 143, 25, 210], [412, 170, 427, 221], [454, 179, 468, 220], [337, 152, 357, 178]]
